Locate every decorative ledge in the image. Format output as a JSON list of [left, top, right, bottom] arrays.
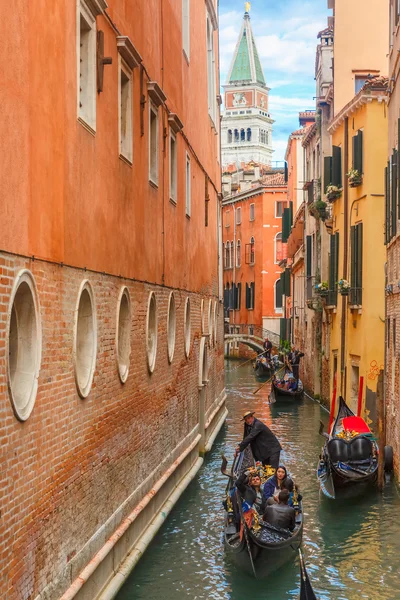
[[147, 81, 167, 107], [349, 305, 362, 314], [168, 113, 184, 134], [117, 36, 142, 69], [85, 0, 108, 18]]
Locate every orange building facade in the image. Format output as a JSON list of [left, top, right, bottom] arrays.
[[223, 172, 288, 348], [0, 1, 225, 598]]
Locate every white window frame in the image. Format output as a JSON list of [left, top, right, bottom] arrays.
[[169, 131, 177, 203], [185, 152, 191, 216], [77, 1, 97, 133], [119, 58, 133, 164], [149, 100, 159, 186], [182, 0, 190, 60], [275, 201, 284, 218], [249, 203, 255, 221], [236, 207, 242, 224], [225, 210, 230, 228], [236, 240, 241, 268], [274, 232, 282, 264], [249, 237, 255, 265], [274, 279, 283, 314]]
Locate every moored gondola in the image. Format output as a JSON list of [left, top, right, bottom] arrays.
[[317, 396, 393, 499], [299, 549, 318, 600], [221, 450, 303, 578]]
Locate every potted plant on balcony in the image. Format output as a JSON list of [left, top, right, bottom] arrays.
[[338, 279, 350, 295], [315, 281, 329, 297], [326, 185, 343, 202], [347, 168, 362, 187], [309, 199, 328, 221]]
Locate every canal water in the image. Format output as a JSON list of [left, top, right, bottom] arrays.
[[117, 361, 400, 600]]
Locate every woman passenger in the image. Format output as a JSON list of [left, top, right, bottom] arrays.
[[262, 465, 288, 508]]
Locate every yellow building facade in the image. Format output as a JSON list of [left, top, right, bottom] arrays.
[[327, 81, 388, 423]]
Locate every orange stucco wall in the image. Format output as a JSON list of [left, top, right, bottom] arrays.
[[0, 0, 220, 295]]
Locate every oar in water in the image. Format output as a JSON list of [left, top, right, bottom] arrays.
[[230, 352, 268, 372], [253, 365, 286, 395]]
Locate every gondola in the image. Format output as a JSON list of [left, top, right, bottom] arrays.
[[299, 550, 318, 599], [271, 375, 304, 400], [221, 450, 303, 578], [317, 396, 392, 499], [253, 356, 274, 378]]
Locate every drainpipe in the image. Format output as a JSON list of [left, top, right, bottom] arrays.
[[340, 117, 349, 395]]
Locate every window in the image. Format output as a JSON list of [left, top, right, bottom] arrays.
[[236, 207, 242, 224], [224, 241, 231, 269], [146, 292, 158, 373], [240, 128, 245, 142], [206, 14, 216, 124], [249, 203, 255, 221], [77, 2, 97, 131], [234, 283, 241, 310], [247, 128, 252, 142], [328, 232, 339, 306], [332, 146, 342, 188], [274, 279, 283, 312], [250, 237, 255, 264], [169, 132, 177, 202], [236, 240, 241, 267], [116, 287, 131, 383], [119, 61, 133, 162], [276, 201, 285, 217], [246, 282, 255, 310], [355, 76, 366, 94], [167, 292, 176, 363], [230, 241, 235, 268], [227, 129, 232, 143], [234, 129, 239, 142], [74, 280, 97, 398], [185, 153, 191, 216], [352, 130, 363, 175], [182, 0, 190, 59], [149, 102, 159, 185], [275, 232, 283, 263], [184, 297, 191, 357], [7, 270, 42, 421], [350, 223, 363, 305], [225, 210, 230, 228]]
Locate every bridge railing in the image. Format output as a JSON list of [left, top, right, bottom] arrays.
[[224, 323, 280, 348]]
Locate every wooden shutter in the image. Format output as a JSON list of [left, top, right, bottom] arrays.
[[324, 156, 333, 192], [350, 225, 356, 304], [250, 281, 255, 309], [282, 208, 290, 242], [306, 235, 312, 278], [288, 201, 293, 227], [280, 271, 286, 296], [237, 283, 241, 310], [275, 279, 282, 309], [353, 131, 363, 174], [245, 283, 250, 309], [385, 164, 390, 244], [280, 318, 286, 343], [332, 146, 342, 187], [328, 233, 339, 306], [223, 286, 229, 312], [284, 268, 291, 297], [284, 161, 288, 183], [356, 223, 363, 305], [392, 151, 397, 238]]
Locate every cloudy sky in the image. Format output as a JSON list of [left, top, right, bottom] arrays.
[[219, 0, 330, 161]]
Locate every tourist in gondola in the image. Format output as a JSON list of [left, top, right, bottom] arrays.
[[261, 465, 289, 506], [235, 411, 282, 467], [263, 490, 296, 531], [235, 469, 264, 515]]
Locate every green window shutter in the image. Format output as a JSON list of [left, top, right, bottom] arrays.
[[329, 233, 339, 306], [386, 163, 391, 243], [352, 135, 357, 171], [251, 281, 255, 309], [356, 223, 363, 305], [284, 268, 291, 297], [392, 151, 397, 238], [237, 283, 241, 310], [284, 161, 288, 183], [334, 232, 339, 304], [397, 119, 400, 214], [275, 279, 282, 309], [288, 201, 293, 227], [280, 318, 286, 343], [280, 271, 286, 296], [245, 283, 249, 309], [282, 208, 290, 242], [332, 146, 342, 187], [306, 235, 312, 278], [350, 225, 356, 304], [358, 130, 363, 174], [324, 156, 333, 193]]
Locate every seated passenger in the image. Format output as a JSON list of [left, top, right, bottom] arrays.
[[282, 477, 302, 507], [262, 465, 288, 508], [287, 377, 298, 392], [235, 470, 263, 515], [263, 490, 296, 531]]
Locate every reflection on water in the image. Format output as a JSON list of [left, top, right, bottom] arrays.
[[116, 361, 400, 600]]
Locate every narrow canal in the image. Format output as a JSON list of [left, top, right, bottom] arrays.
[[117, 361, 400, 600]]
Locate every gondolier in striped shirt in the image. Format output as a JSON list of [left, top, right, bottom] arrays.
[[235, 411, 282, 468]]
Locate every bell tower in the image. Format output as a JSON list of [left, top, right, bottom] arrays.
[[221, 3, 274, 168]]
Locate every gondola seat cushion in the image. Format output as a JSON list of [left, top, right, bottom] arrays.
[[342, 416, 370, 434], [349, 436, 373, 461], [327, 439, 350, 462]]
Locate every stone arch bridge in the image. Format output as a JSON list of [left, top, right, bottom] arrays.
[[224, 323, 280, 354]]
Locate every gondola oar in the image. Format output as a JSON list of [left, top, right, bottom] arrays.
[[253, 365, 286, 395], [230, 352, 266, 371], [236, 489, 257, 578], [299, 549, 318, 600]]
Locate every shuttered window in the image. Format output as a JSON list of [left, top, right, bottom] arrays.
[[306, 235, 312, 278], [234, 283, 241, 310], [245, 282, 255, 310], [332, 146, 342, 187], [284, 268, 291, 297], [275, 279, 283, 310], [352, 130, 363, 174], [350, 223, 363, 306], [324, 156, 333, 192], [328, 232, 339, 306], [282, 202, 293, 243], [385, 163, 390, 244], [392, 150, 398, 239], [280, 271, 286, 296]]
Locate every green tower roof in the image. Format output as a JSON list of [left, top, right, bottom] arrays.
[[227, 14, 266, 86]]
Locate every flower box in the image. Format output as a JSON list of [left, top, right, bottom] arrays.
[[339, 288, 349, 296], [316, 289, 329, 297]]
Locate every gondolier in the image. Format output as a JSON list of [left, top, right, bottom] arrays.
[[289, 347, 304, 380], [236, 411, 282, 467]]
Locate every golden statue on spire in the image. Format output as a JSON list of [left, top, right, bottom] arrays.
[[245, 2, 251, 13]]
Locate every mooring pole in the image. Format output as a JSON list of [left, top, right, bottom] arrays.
[[377, 370, 385, 491], [357, 376, 364, 417], [328, 371, 337, 434]]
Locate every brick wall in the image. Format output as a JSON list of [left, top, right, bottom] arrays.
[[0, 254, 225, 599]]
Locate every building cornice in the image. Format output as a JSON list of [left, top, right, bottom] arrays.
[[222, 184, 286, 205], [328, 88, 388, 133]]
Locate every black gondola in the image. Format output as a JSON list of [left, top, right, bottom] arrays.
[[317, 396, 390, 499], [299, 550, 318, 600], [271, 376, 304, 400], [253, 356, 274, 378], [221, 450, 303, 578]]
